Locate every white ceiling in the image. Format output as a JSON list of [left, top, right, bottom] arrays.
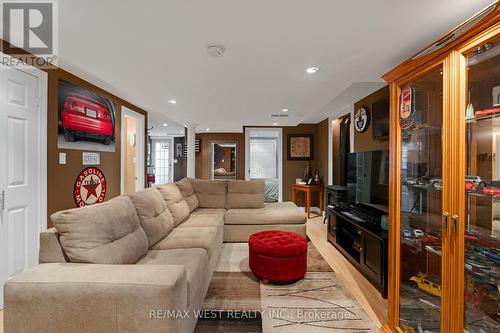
[[56, 0, 493, 133], [147, 112, 185, 137]]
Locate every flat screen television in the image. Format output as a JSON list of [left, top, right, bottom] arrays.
[[346, 150, 389, 212], [372, 98, 389, 140]]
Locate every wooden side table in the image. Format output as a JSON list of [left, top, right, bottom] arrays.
[[291, 184, 324, 219]]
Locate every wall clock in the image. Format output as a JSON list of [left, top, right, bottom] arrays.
[[354, 106, 370, 133]]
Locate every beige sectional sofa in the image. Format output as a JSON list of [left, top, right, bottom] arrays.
[[3, 178, 306, 333]]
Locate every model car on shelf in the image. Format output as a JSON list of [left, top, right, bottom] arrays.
[[425, 245, 442, 256], [477, 180, 500, 196], [465, 175, 481, 191], [414, 229, 424, 238], [430, 178, 442, 189], [474, 106, 500, 118], [417, 176, 433, 187], [465, 231, 500, 249], [61, 93, 114, 145], [404, 177, 417, 185], [410, 274, 441, 297]]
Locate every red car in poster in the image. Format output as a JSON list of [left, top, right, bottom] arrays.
[[61, 93, 113, 145]]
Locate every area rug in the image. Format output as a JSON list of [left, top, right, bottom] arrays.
[[194, 242, 378, 332]]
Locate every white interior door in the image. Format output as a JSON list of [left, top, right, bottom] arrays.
[[245, 128, 283, 202], [121, 107, 145, 194], [0, 63, 41, 308]]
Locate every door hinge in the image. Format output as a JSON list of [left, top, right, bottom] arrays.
[[0, 190, 4, 210]]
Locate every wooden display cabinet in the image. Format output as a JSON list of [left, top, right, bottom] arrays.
[[382, 3, 500, 333]]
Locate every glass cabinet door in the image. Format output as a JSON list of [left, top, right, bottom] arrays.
[[399, 66, 444, 332], [463, 38, 500, 333]]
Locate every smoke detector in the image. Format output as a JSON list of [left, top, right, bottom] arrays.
[[207, 44, 225, 57]]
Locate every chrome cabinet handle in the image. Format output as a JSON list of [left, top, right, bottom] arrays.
[[452, 215, 459, 233], [443, 212, 449, 229]]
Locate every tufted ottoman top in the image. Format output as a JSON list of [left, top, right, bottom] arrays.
[[249, 230, 307, 258]]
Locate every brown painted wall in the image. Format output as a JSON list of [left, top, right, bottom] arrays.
[[195, 133, 245, 180], [282, 122, 328, 206], [47, 69, 148, 227], [354, 85, 389, 153], [2, 40, 148, 227]]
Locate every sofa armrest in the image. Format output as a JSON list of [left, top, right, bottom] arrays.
[[4, 263, 188, 333], [39, 227, 68, 263]]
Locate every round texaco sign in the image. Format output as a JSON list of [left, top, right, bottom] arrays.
[[73, 167, 107, 207]]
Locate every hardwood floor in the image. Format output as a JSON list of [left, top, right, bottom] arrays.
[[0, 218, 387, 333], [306, 216, 388, 328]]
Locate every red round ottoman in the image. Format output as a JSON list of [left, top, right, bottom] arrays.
[[248, 230, 308, 283]]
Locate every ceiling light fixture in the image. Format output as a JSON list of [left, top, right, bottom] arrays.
[[162, 123, 168, 127], [168, 99, 177, 104], [281, 108, 289, 112], [306, 66, 320, 74], [272, 122, 278, 126]]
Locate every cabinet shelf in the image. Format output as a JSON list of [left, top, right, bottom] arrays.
[[465, 108, 500, 123]]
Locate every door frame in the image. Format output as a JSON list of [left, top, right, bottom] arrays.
[[120, 106, 145, 193], [0, 52, 48, 236], [244, 127, 283, 202]]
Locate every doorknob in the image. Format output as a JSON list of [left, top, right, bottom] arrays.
[[443, 212, 449, 229], [452, 215, 459, 233]]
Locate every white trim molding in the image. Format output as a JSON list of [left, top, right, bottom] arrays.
[[121, 106, 145, 193]]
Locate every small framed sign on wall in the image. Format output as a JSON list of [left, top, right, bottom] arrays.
[[287, 134, 313, 160]]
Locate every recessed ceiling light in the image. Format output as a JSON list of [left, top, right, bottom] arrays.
[[206, 128, 210, 132], [306, 66, 320, 74], [168, 99, 177, 104], [272, 122, 278, 126], [207, 44, 225, 57], [281, 108, 289, 112], [162, 123, 168, 127]]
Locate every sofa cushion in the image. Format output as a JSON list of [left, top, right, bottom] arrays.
[[226, 179, 265, 209], [157, 184, 190, 226], [51, 196, 149, 264], [151, 227, 220, 260], [191, 208, 226, 216], [189, 179, 227, 208], [127, 188, 174, 247], [175, 178, 199, 212], [137, 249, 208, 308], [177, 214, 224, 234], [225, 202, 306, 225]]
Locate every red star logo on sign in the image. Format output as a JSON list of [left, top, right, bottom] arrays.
[[82, 176, 99, 200]]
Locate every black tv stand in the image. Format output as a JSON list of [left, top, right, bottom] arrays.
[[326, 204, 388, 298]]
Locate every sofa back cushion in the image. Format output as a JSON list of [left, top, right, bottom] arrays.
[[127, 188, 174, 246], [226, 179, 265, 209], [50, 196, 149, 264], [189, 179, 227, 208], [175, 178, 199, 212], [157, 184, 190, 226]]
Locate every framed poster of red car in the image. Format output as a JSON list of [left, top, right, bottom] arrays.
[[58, 80, 116, 152]]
